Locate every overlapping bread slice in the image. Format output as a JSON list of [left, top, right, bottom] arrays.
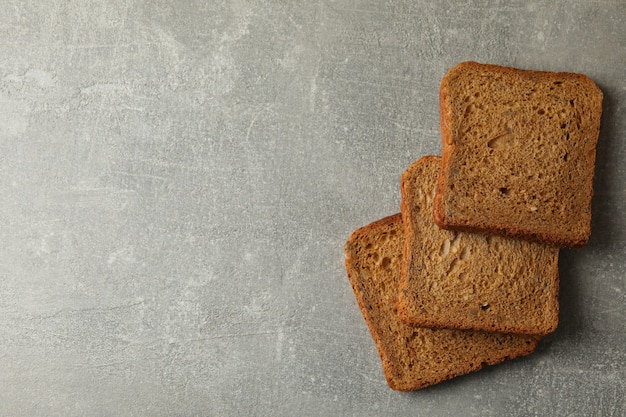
[[434, 62, 603, 248], [344, 214, 538, 391], [399, 156, 559, 335]]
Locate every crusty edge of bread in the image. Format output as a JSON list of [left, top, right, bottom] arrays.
[[344, 214, 408, 390], [399, 156, 433, 327], [433, 61, 603, 249]]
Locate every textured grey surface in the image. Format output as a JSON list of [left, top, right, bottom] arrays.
[[0, 0, 624, 415]]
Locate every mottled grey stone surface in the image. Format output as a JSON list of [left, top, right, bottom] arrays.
[[0, 1, 624, 416]]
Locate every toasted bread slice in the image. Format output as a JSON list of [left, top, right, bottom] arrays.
[[344, 214, 538, 391], [399, 156, 559, 335], [434, 62, 603, 248]]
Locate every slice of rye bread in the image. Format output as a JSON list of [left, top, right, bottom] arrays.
[[399, 156, 559, 335], [344, 214, 539, 391], [433, 61, 603, 248]]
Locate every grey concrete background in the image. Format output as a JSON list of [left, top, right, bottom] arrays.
[[0, 0, 624, 415]]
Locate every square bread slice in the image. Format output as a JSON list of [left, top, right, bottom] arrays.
[[344, 214, 538, 391], [399, 156, 559, 335], [434, 62, 603, 248]]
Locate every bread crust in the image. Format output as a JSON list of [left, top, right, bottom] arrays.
[[434, 62, 603, 248]]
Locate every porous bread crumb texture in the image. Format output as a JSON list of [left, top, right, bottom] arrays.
[[344, 214, 538, 391], [400, 156, 559, 335], [435, 62, 603, 248]]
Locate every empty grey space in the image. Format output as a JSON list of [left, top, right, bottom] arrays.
[[0, 1, 624, 416]]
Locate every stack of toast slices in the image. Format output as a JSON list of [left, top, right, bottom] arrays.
[[344, 62, 603, 391]]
